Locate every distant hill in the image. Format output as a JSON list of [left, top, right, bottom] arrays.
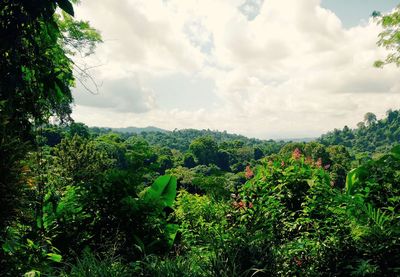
[[134, 128, 281, 152], [319, 109, 400, 154], [112, 126, 167, 134], [91, 126, 285, 153], [281, 137, 316, 143]]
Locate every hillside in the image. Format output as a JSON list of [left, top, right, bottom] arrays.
[[112, 126, 167, 134], [319, 110, 400, 155]]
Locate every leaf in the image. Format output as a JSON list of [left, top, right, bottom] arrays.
[[24, 270, 41, 277], [56, 0, 74, 16], [165, 223, 179, 248], [36, 216, 43, 229], [47, 253, 62, 263], [2, 241, 13, 253], [390, 145, 400, 160], [133, 235, 145, 254], [27, 239, 35, 248], [364, 204, 389, 228], [345, 168, 358, 194], [346, 166, 368, 195], [143, 175, 177, 208]]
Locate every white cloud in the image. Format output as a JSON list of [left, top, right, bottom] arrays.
[[74, 76, 156, 113], [71, 0, 400, 139]]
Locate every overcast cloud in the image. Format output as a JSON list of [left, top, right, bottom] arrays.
[[71, 0, 400, 139]]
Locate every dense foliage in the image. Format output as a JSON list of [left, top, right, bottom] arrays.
[[374, 4, 400, 67], [2, 114, 400, 276], [319, 110, 400, 156], [1, 1, 400, 276]]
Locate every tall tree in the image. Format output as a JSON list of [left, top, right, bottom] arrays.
[[189, 136, 219, 165], [0, 0, 100, 231], [364, 112, 377, 126]]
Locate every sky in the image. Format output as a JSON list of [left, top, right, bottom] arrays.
[[71, 0, 400, 139]]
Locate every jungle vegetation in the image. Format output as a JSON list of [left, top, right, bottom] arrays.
[[1, 1, 400, 276]]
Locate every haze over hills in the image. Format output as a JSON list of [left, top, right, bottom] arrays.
[[111, 126, 167, 134], [96, 109, 400, 154], [107, 126, 316, 142]]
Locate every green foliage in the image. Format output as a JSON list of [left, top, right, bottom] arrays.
[[4, 117, 400, 276], [189, 136, 219, 165], [319, 110, 400, 155], [53, 134, 114, 183], [374, 5, 400, 67], [0, 3, 101, 273], [137, 255, 204, 277], [1, 224, 63, 276], [61, 249, 132, 277], [344, 146, 400, 275], [142, 175, 177, 208]]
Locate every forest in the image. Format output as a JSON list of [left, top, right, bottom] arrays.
[[1, 1, 400, 276]]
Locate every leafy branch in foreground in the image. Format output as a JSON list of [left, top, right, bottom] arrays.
[[373, 5, 400, 67]]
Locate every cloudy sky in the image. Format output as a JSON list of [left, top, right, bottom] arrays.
[[71, 0, 400, 139]]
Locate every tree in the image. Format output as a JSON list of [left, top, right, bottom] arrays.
[[189, 136, 219, 165], [254, 147, 264, 160], [364, 112, 377, 126], [386, 109, 398, 123], [0, 0, 101, 236], [356, 121, 366, 129], [54, 135, 114, 183], [373, 5, 400, 67], [183, 153, 196, 168], [216, 150, 231, 171], [68, 122, 90, 139]]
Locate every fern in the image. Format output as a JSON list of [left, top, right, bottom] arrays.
[[363, 203, 390, 228]]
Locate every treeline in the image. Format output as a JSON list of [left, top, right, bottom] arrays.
[[319, 110, 400, 155], [40, 123, 286, 172]]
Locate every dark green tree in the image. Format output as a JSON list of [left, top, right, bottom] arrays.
[[0, 0, 101, 259], [189, 136, 219, 165], [183, 153, 196, 168], [364, 112, 377, 126]]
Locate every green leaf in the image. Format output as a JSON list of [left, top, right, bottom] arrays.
[[47, 253, 62, 263], [2, 241, 13, 253], [27, 239, 35, 248], [57, 0, 74, 16], [143, 175, 177, 208], [165, 223, 179, 248], [24, 270, 41, 277], [36, 216, 42, 229], [390, 145, 400, 160], [345, 168, 358, 194]]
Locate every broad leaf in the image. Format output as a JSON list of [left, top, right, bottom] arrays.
[[143, 175, 177, 208], [57, 0, 74, 16], [390, 145, 400, 160], [165, 223, 179, 248], [47, 253, 62, 262]]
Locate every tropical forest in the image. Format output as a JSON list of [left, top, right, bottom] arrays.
[[1, 0, 400, 276]]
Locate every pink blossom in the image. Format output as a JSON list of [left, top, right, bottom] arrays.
[[292, 148, 302, 160], [245, 165, 254, 179], [238, 201, 246, 209]]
